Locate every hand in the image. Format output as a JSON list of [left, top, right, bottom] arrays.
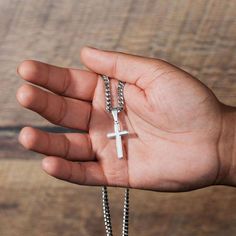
[[16, 47, 235, 191]]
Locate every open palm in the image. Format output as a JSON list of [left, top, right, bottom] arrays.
[[17, 47, 223, 192]]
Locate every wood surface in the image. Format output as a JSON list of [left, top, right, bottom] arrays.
[[0, 0, 236, 235]]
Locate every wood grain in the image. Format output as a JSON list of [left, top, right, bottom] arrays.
[[0, 0, 236, 235], [1, 161, 236, 236], [0, 0, 236, 126]]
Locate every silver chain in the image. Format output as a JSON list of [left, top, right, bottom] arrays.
[[102, 186, 113, 236], [102, 187, 130, 236], [101, 75, 130, 236], [102, 75, 125, 113]]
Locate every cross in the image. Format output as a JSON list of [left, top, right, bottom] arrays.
[[107, 108, 129, 159]]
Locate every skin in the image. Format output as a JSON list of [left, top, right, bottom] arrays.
[[16, 47, 236, 192]]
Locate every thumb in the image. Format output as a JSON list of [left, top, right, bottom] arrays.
[[80, 46, 170, 89]]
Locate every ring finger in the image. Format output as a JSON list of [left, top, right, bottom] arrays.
[[19, 127, 95, 161]]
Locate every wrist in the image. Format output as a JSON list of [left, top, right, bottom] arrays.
[[218, 104, 236, 186]]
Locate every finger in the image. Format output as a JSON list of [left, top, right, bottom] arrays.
[[17, 60, 98, 101], [80, 46, 171, 89], [42, 157, 107, 186], [19, 127, 95, 161], [16, 84, 91, 130]]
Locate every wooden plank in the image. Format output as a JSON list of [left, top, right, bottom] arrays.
[[0, 1, 236, 235], [1, 160, 236, 236], [0, 0, 235, 127]]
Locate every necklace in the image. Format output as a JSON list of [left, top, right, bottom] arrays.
[[101, 75, 130, 236]]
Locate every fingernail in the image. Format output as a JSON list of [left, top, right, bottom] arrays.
[[42, 158, 50, 170], [17, 90, 29, 105], [84, 45, 98, 50]]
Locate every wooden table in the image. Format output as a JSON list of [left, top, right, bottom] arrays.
[[0, 0, 236, 235]]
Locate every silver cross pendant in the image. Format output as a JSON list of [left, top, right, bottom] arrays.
[[107, 108, 129, 159]]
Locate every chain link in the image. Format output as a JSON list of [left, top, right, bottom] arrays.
[[101, 75, 129, 236], [101, 75, 125, 113], [122, 188, 129, 236], [102, 186, 113, 236]]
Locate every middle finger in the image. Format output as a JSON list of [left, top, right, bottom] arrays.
[[17, 84, 91, 131]]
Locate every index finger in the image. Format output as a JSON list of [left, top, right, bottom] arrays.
[[17, 60, 98, 101]]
